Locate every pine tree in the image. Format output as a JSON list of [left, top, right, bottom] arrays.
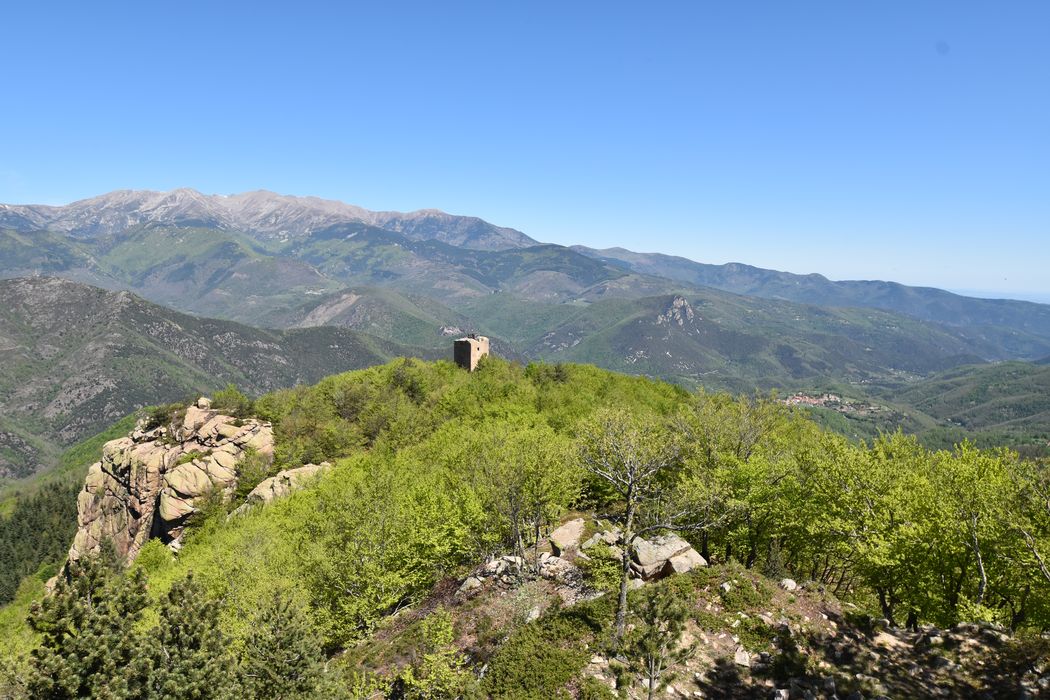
[[622, 586, 695, 700], [149, 573, 234, 700], [27, 544, 151, 699], [238, 592, 324, 699], [398, 608, 473, 700]]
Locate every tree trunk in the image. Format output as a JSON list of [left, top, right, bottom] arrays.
[[533, 520, 542, 576], [970, 515, 988, 606], [877, 587, 896, 627], [615, 498, 636, 644], [745, 514, 757, 569]]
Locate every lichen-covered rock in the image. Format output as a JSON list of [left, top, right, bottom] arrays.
[[549, 517, 586, 555], [630, 533, 706, 581], [231, 463, 330, 515], [67, 401, 274, 565]]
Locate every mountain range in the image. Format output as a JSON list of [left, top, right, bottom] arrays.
[[2, 188, 1050, 474], [572, 245, 1050, 348], [0, 188, 536, 250]]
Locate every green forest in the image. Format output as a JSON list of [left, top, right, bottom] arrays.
[[1, 358, 1048, 698]]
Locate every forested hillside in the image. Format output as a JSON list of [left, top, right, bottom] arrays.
[[1, 359, 1046, 698], [573, 245, 1050, 342], [0, 277, 425, 477]]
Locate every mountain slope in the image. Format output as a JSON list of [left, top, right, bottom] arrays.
[[0, 277, 425, 478], [573, 245, 1050, 354], [516, 293, 1009, 393], [890, 361, 1050, 435]]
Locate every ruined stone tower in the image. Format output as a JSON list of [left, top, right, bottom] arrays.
[[454, 334, 490, 371]]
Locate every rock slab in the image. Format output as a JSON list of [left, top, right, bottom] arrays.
[[630, 533, 707, 580], [231, 463, 331, 515]]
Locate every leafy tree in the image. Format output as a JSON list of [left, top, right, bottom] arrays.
[[472, 420, 578, 568], [677, 392, 802, 567], [577, 408, 684, 642], [210, 384, 253, 418]]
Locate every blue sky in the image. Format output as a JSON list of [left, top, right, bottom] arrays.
[[1, 2, 1047, 300]]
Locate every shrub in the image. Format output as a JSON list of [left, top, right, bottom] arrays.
[[482, 600, 609, 700], [211, 384, 254, 418], [577, 676, 617, 700], [577, 544, 621, 592], [141, 402, 185, 431], [719, 573, 773, 613], [233, 448, 275, 502], [132, 539, 174, 578]]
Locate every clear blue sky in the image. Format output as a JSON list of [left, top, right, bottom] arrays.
[[2, 2, 1047, 300]]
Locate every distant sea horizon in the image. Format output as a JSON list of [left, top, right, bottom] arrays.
[[949, 289, 1050, 305]]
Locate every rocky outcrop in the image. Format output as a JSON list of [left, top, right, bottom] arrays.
[[630, 533, 708, 580], [68, 398, 274, 564], [656, 295, 695, 326], [455, 552, 587, 605], [231, 462, 330, 516]]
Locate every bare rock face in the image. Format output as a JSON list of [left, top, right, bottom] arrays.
[[68, 403, 274, 564], [656, 295, 695, 326]]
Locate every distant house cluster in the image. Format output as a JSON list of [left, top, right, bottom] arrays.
[[782, 392, 888, 417], [783, 392, 842, 407]]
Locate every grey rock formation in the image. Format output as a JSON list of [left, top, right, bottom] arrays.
[[630, 533, 707, 580], [69, 403, 273, 564]]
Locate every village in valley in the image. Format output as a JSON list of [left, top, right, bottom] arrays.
[[781, 391, 887, 417]]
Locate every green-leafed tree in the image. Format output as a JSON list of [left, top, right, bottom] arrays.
[[677, 392, 804, 568], [577, 408, 685, 643], [470, 420, 579, 568], [210, 384, 254, 418]]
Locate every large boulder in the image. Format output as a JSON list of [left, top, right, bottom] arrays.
[[549, 518, 586, 556], [664, 548, 708, 575], [231, 463, 331, 515], [633, 534, 693, 567], [630, 533, 707, 581]]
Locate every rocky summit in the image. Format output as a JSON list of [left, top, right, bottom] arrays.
[[69, 399, 273, 564]]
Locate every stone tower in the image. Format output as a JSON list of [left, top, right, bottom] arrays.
[[454, 334, 490, 371]]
